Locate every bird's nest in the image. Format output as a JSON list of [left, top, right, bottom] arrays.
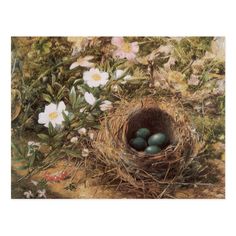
[[93, 97, 203, 198]]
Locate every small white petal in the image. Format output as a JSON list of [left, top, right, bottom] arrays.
[[114, 69, 125, 79], [57, 101, 66, 112], [31, 180, 38, 186], [38, 112, 48, 124], [84, 92, 96, 105], [70, 62, 80, 70], [44, 103, 57, 113]]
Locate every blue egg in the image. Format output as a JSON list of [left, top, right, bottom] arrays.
[[148, 133, 167, 146], [145, 145, 161, 154], [129, 137, 147, 151], [136, 128, 151, 139]]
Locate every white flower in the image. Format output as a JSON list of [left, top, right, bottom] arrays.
[[83, 68, 109, 88], [78, 127, 87, 136], [82, 148, 89, 157], [99, 100, 113, 111], [24, 190, 34, 199], [37, 189, 46, 198], [70, 136, 78, 143], [70, 56, 95, 70], [84, 92, 97, 105], [38, 101, 68, 128]]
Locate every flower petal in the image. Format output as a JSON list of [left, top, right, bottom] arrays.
[[86, 79, 100, 88], [111, 37, 124, 47], [131, 42, 139, 53], [125, 52, 136, 60], [83, 55, 94, 61], [101, 72, 109, 80], [84, 92, 96, 105], [54, 114, 65, 125], [57, 101, 66, 112], [70, 61, 80, 70], [83, 71, 91, 82], [114, 69, 124, 79], [38, 112, 48, 124], [44, 103, 57, 113]]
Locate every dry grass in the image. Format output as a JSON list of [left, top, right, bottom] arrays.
[[93, 97, 205, 198]]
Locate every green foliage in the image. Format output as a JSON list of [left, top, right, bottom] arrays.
[[11, 36, 225, 174]]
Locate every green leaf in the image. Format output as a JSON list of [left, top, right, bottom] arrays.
[[73, 79, 83, 86], [48, 122, 55, 136], [69, 86, 77, 108], [11, 142, 23, 157], [57, 85, 66, 100], [37, 133, 49, 141], [75, 96, 83, 109], [46, 84, 54, 96], [53, 133, 65, 141], [15, 165, 29, 170], [62, 149, 81, 158], [42, 93, 52, 103], [62, 111, 70, 125]]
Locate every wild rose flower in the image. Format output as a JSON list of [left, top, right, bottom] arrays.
[[83, 68, 109, 88], [38, 101, 68, 128], [112, 37, 139, 60]]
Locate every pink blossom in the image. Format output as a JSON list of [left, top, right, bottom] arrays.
[[111, 37, 139, 60]]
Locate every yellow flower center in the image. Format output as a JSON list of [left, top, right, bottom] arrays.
[[48, 111, 58, 120], [121, 43, 132, 53], [92, 74, 102, 81]]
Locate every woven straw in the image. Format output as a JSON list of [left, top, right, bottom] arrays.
[[93, 97, 200, 198]]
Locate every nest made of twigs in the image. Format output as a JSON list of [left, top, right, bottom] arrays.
[[93, 97, 201, 198]]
